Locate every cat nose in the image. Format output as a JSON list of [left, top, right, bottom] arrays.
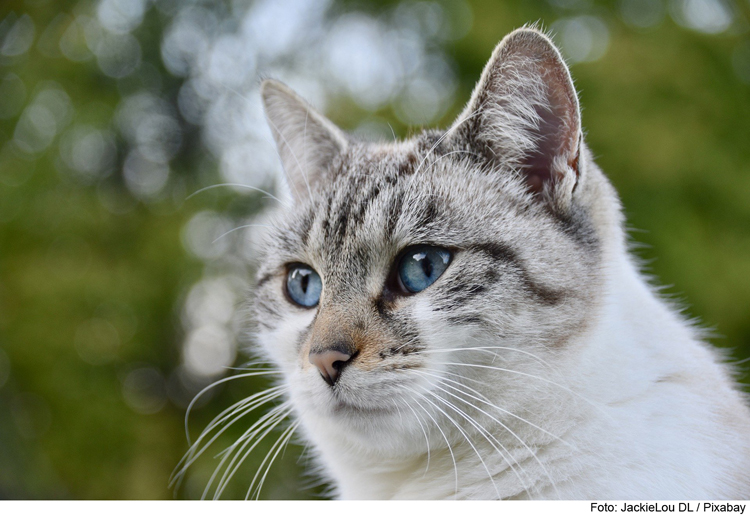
[[309, 348, 353, 386]]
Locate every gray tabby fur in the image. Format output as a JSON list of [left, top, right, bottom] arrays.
[[247, 28, 750, 499]]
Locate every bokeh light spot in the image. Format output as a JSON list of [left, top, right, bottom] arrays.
[[669, 0, 734, 34], [95, 32, 142, 78], [123, 150, 169, 200], [552, 15, 610, 64], [122, 366, 168, 414], [1, 13, 36, 57], [182, 324, 236, 378], [181, 210, 232, 260], [97, 0, 147, 35], [59, 15, 93, 62]]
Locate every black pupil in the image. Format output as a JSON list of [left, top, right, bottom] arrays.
[[299, 270, 309, 293], [419, 255, 433, 278]]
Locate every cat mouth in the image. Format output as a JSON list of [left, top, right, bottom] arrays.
[[330, 398, 394, 416], [307, 361, 421, 417], [324, 384, 400, 416]]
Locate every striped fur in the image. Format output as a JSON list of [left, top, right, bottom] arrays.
[[249, 28, 750, 499]]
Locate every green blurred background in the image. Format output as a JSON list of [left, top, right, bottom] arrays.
[[1, 0, 749, 499]]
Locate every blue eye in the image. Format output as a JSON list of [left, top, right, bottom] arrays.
[[286, 264, 322, 308], [398, 246, 452, 294]]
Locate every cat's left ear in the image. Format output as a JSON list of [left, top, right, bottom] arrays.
[[451, 28, 582, 205], [261, 80, 348, 201]]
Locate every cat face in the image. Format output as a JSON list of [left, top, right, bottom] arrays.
[[252, 29, 608, 448]]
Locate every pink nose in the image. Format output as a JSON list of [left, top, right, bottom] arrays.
[[309, 349, 353, 386]]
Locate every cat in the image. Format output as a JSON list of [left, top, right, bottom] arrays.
[[241, 27, 750, 500]]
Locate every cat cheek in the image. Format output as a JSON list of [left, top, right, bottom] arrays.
[[259, 309, 317, 366]]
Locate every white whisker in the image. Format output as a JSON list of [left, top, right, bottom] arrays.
[[420, 371, 562, 499], [398, 395, 431, 477], [421, 367, 575, 450], [212, 223, 274, 244], [186, 183, 284, 204], [407, 387, 501, 500], [407, 392, 458, 498], [211, 404, 293, 500], [424, 387, 528, 500], [183, 370, 283, 445], [418, 345, 553, 369], [436, 361, 614, 423], [248, 419, 300, 500], [171, 385, 289, 487]]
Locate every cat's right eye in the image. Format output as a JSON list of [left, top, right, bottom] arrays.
[[285, 264, 322, 308]]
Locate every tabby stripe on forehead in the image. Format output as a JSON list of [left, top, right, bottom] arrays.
[[396, 151, 418, 177], [386, 191, 404, 237], [351, 184, 381, 226], [326, 185, 359, 244], [415, 196, 440, 229], [298, 209, 316, 248], [320, 194, 334, 240], [469, 242, 564, 305]]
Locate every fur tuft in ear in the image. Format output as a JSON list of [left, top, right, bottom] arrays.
[[261, 80, 348, 201], [452, 28, 581, 202]]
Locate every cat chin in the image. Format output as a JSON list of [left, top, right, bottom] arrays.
[[291, 393, 407, 445], [289, 370, 428, 426], [294, 391, 430, 454]]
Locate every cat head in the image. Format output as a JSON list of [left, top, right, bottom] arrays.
[[252, 28, 618, 451]]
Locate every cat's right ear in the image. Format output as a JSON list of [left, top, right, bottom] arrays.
[[450, 28, 582, 207], [261, 80, 348, 201]]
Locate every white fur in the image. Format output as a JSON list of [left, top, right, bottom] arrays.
[[249, 28, 750, 500], [279, 234, 750, 499]]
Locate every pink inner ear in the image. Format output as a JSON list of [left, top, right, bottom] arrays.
[[522, 103, 566, 193], [449, 29, 582, 197], [520, 63, 580, 194]]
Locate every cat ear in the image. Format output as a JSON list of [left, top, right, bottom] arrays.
[[452, 28, 582, 202], [261, 79, 348, 200]]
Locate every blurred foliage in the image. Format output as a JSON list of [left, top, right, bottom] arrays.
[[0, 0, 749, 499]]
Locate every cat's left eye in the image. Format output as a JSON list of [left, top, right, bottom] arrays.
[[397, 246, 452, 294], [285, 264, 322, 308]]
